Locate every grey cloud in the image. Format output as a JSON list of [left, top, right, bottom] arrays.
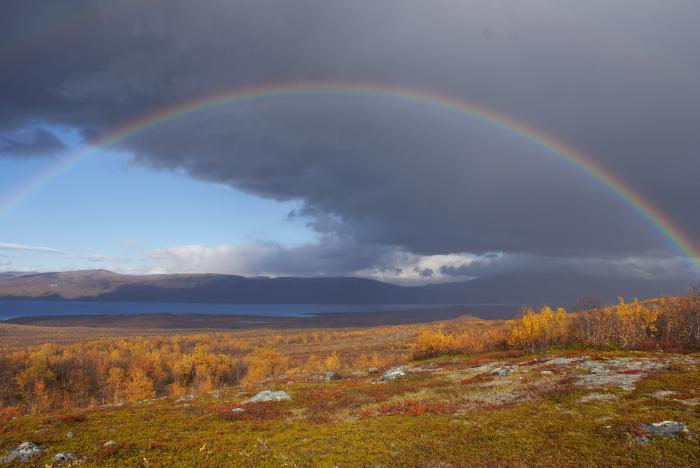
[[126, 96, 660, 257], [2, 1, 699, 274], [143, 239, 695, 285], [439, 253, 698, 281], [414, 267, 434, 278], [0, 128, 65, 157]]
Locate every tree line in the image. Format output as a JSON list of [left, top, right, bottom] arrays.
[[0, 329, 396, 418], [412, 289, 700, 359]]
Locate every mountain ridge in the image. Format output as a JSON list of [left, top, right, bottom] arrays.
[[0, 269, 693, 307]]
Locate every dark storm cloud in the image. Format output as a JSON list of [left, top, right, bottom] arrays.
[[439, 254, 697, 281], [124, 96, 661, 257], [0, 128, 65, 157], [415, 268, 434, 278], [2, 0, 700, 276]]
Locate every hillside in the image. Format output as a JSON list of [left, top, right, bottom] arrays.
[[2, 349, 698, 466], [0, 270, 692, 307]]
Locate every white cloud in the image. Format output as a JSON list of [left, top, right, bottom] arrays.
[[146, 243, 283, 276], [142, 240, 699, 285], [0, 242, 65, 254], [354, 252, 479, 285], [144, 240, 478, 285], [0, 243, 130, 272]]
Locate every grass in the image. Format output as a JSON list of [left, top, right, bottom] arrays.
[[1, 350, 698, 466]]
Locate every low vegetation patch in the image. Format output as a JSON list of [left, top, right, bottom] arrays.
[[376, 398, 459, 416], [211, 401, 292, 421], [460, 373, 495, 386]]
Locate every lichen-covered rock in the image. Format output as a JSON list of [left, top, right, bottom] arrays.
[[322, 371, 340, 381], [490, 366, 515, 377], [642, 421, 689, 437], [176, 394, 194, 402], [578, 392, 618, 403], [52, 452, 76, 464], [103, 440, 117, 447], [545, 356, 587, 367], [231, 407, 246, 414], [575, 359, 665, 391], [577, 361, 608, 374], [381, 366, 407, 381], [578, 360, 599, 369], [249, 390, 291, 402], [651, 390, 676, 399], [408, 364, 440, 373], [1, 442, 43, 463], [607, 358, 664, 373], [634, 420, 690, 445]]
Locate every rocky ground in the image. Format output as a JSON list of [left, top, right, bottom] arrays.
[[1, 349, 699, 466]]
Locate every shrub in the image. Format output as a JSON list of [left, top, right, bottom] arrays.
[[0, 405, 21, 422], [507, 306, 568, 352], [410, 290, 700, 357], [242, 347, 289, 385], [412, 329, 457, 359]]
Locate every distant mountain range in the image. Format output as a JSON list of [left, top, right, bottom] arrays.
[[0, 269, 693, 307]]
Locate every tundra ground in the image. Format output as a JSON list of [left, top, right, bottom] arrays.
[[2, 348, 698, 467]]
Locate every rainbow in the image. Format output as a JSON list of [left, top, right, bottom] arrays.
[[2, 82, 698, 269]]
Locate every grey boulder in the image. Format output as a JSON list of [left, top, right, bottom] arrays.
[[635, 421, 690, 445], [643, 421, 689, 437], [380, 367, 407, 381], [322, 371, 340, 381], [1, 442, 43, 463], [52, 452, 76, 464], [490, 366, 516, 377], [249, 390, 291, 403]]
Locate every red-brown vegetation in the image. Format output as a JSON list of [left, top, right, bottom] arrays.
[[376, 399, 458, 416], [211, 401, 292, 421]]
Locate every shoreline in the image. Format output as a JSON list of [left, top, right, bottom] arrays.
[[1, 305, 505, 330]]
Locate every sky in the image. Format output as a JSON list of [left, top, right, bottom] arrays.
[[1, 0, 699, 285]]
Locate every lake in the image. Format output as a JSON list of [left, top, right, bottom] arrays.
[[0, 300, 444, 321], [0, 300, 524, 321]]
